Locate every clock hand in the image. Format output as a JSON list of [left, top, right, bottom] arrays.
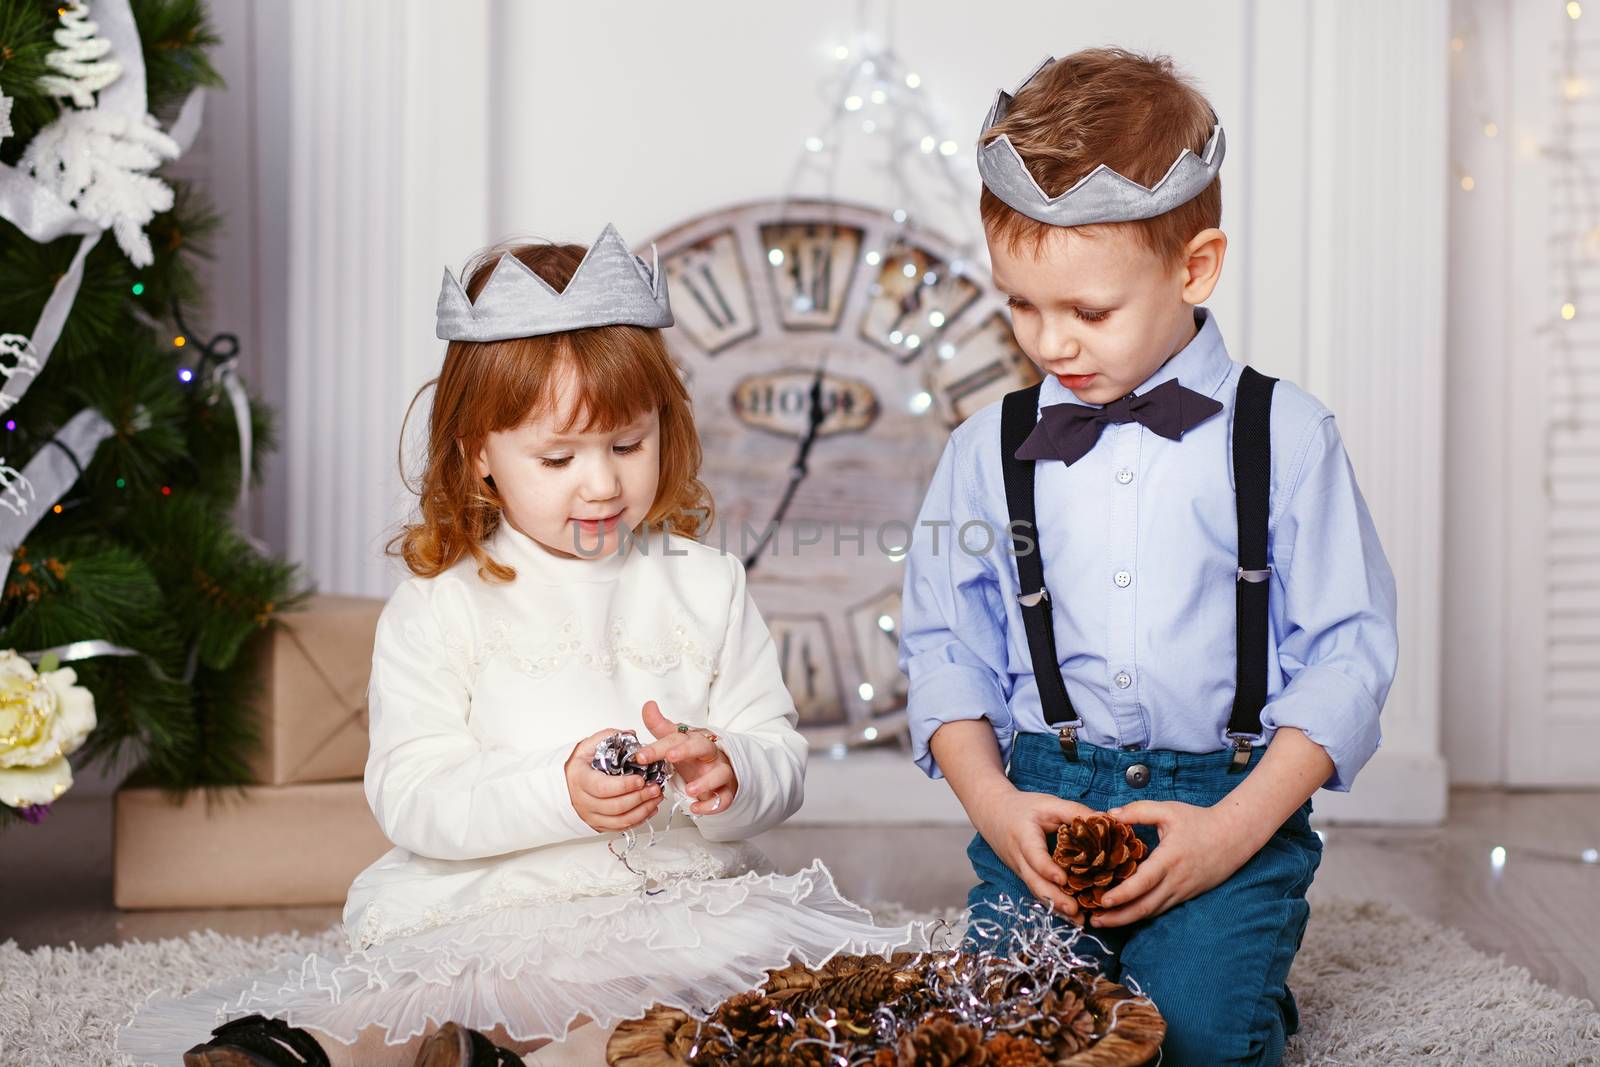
[[744, 361, 829, 571]]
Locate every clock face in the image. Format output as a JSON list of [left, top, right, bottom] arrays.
[[649, 200, 1039, 748]]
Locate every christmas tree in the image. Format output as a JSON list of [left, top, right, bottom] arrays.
[[0, 0, 301, 829]]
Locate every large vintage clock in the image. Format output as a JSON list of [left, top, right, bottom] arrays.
[[649, 200, 1038, 749]]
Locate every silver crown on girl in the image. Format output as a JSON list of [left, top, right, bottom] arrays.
[[435, 223, 674, 342], [976, 56, 1226, 228]]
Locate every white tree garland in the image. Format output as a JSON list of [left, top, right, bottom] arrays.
[[38, 2, 123, 109], [0, 90, 14, 146]]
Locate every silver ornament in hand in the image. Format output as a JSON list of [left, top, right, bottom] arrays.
[[589, 730, 671, 787]]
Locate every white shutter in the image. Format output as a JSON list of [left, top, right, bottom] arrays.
[[1508, 0, 1600, 785]]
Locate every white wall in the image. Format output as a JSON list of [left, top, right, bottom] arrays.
[[195, 0, 1453, 818]]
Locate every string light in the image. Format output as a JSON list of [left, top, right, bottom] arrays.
[[4, 420, 13, 432], [51, 504, 62, 514], [844, 95, 863, 111], [172, 335, 186, 348], [862, 726, 879, 740], [130, 282, 144, 296], [767, 248, 785, 266], [904, 72, 921, 88], [1569, 0, 1583, 18], [178, 368, 193, 383], [1562, 302, 1577, 320], [938, 139, 958, 156], [804, 136, 823, 152], [877, 614, 895, 632], [115, 478, 125, 489], [160, 486, 171, 496], [1482, 121, 1498, 137], [831, 44, 849, 61], [1450, 35, 1465, 51], [1460, 175, 1475, 191], [861, 119, 876, 133], [1565, 76, 1587, 99], [857, 682, 875, 701]]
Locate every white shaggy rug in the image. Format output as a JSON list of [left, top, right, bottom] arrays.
[[2, 898, 1597, 1066]]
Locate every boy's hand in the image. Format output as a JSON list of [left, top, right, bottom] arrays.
[[969, 783, 1098, 922], [1089, 800, 1258, 928], [565, 728, 662, 832], [634, 700, 739, 816]]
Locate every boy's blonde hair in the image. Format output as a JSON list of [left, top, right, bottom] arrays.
[[979, 48, 1221, 265]]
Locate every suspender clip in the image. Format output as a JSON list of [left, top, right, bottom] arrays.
[[1237, 566, 1272, 584], [1017, 587, 1049, 609], [1227, 734, 1256, 773], [1058, 723, 1081, 763]]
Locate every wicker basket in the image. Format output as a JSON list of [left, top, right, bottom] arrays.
[[606, 953, 1164, 1066]]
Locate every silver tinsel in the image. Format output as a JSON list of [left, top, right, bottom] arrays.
[[679, 896, 1153, 1065]]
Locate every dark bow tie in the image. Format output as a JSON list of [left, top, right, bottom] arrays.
[[1015, 378, 1224, 466]]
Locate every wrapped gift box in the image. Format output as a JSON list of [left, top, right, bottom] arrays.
[[246, 593, 383, 785], [113, 778, 391, 909]]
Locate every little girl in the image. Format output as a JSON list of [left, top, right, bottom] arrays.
[[119, 226, 915, 1067]]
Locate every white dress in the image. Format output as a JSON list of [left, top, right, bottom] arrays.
[[118, 522, 914, 1063]]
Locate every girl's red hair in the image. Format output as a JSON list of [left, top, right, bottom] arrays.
[[389, 241, 711, 583]]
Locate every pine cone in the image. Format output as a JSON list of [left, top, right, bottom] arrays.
[[1039, 987, 1098, 1057], [711, 990, 787, 1048], [982, 1033, 1050, 1067], [1052, 813, 1146, 911], [897, 1017, 989, 1066]]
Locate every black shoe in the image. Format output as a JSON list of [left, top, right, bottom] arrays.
[[182, 1014, 331, 1067], [413, 1021, 522, 1067]]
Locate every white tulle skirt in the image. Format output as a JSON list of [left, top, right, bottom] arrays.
[[116, 860, 916, 1065]]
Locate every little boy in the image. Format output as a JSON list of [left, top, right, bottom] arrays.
[[899, 49, 1398, 1066]]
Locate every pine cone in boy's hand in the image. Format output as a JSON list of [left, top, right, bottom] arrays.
[[1052, 813, 1146, 911]]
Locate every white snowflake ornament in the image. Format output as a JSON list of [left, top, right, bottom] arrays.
[[20, 108, 180, 266]]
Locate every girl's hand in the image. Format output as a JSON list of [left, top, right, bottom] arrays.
[[968, 781, 1097, 922], [634, 701, 738, 816], [564, 728, 662, 833], [1089, 800, 1258, 928]]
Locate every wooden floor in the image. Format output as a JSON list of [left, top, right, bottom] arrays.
[[2, 788, 1597, 1005]]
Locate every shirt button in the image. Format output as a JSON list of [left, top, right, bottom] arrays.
[[1115, 468, 1134, 484], [1115, 671, 1133, 689], [1125, 763, 1151, 788], [1114, 570, 1132, 588]]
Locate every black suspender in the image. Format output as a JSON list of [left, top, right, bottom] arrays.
[[1001, 383, 1083, 761], [1228, 367, 1277, 767], [998, 367, 1277, 770]]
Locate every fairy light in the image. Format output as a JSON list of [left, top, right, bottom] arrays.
[[938, 139, 958, 156], [908, 390, 933, 414], [861, 119, 876, 134], [920, 135, 936, 153], [178, 368, 193, 383], [130, 282, 144, 296], [768, 248, 785, 266], [862, 726, 879, 740], [904, 72, 921, 88], [844, 95, 863, 111], [1460, 175, 1475, 191], [172, 335, 186, 348], [1483, 121, 1498, 137], [1490, 845, 1507, 871], [804, 136, 824, 152], [870, 88, 887, 104], [4, 421, 13, 432], [51, 504, 62, 514], [1562, 301, 1577, 320], [1569, 0, 1583, 18], [857, 682, 875, 701], [877, 614, 895, 632]]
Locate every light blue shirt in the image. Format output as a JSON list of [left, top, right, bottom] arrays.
[[898, 310, 1398, 791]]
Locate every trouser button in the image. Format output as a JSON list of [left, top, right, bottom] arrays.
[[1124, 763, 1151, 788]]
